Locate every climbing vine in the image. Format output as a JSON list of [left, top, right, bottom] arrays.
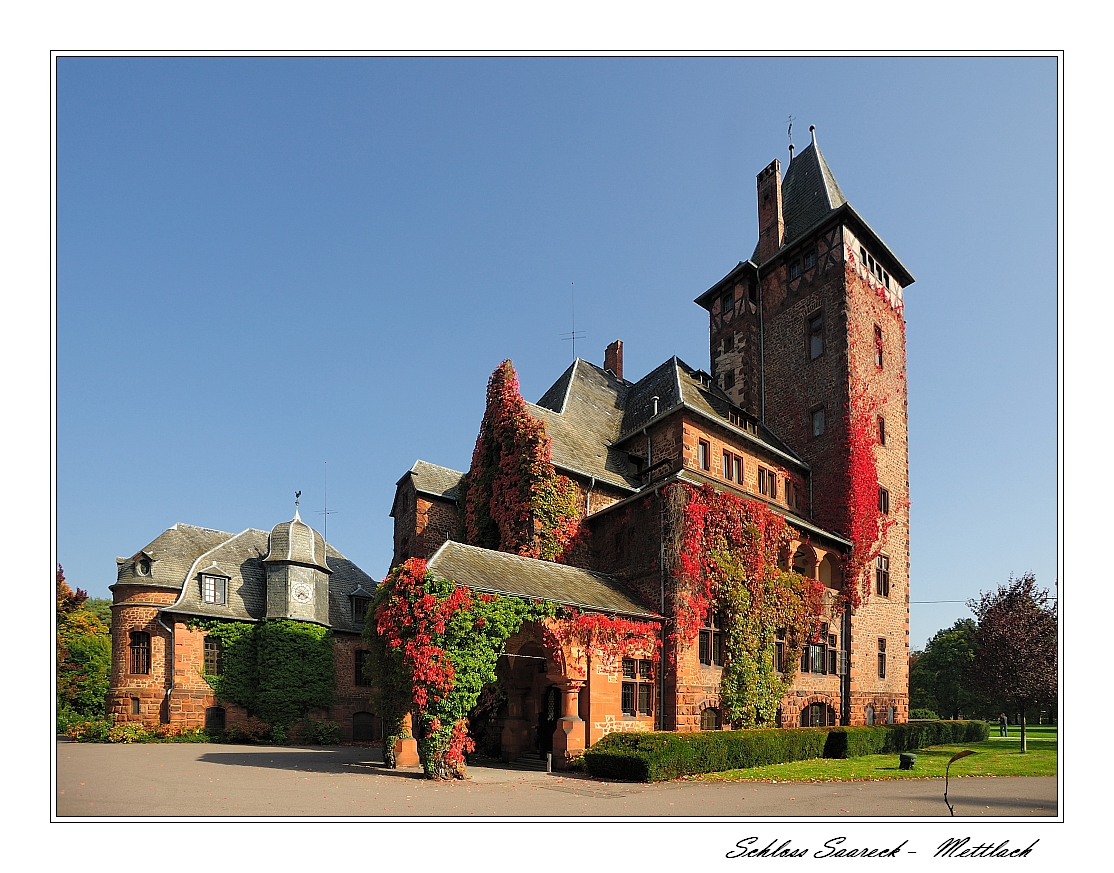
[[547, 610, 661, 675], [456, 360, 583, 562], [363, 558, 555, 779], [665, 482, 825, 726], [189, 618, 335, 729]]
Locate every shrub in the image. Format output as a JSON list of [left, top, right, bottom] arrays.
[[222, 716, 271, 744], [584, 720, 991, 782], [309, 720, 341, 745], [584, 727, 830, 782], [108, 721, 153, 743], [153, 724, 211, 743], [67, 719, 111, 742], [270, 724, 289, 745], [910, 708, 939, 720]]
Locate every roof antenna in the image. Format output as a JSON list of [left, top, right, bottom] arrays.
[[559, 281, 585, 363], [316, 461, 338, 548], [787, 115, 795, 161]]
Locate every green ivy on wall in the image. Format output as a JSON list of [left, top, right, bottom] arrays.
[[190, 618, 335, 728]]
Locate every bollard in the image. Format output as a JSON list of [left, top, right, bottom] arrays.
[[899, 753, 917, 770], [546, 752, 552, 773]]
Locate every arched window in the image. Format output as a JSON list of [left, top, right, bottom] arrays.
[[700, 707, 721, 731], [205, 706, 226, 731]]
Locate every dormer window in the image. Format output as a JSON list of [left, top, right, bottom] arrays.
[[352, 596, 371, 625], [135, 557, 151, 576], [202, 574, 227, 605]]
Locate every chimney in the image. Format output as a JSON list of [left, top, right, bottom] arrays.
[[604, 340, 623, 381], [756, 158, 784, 264]]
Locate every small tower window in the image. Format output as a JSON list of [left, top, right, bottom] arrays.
[[879, 487, 890, 515], [698, 440, 710, 471], [808, 312, 824, 360], [803, 249, 817, 271], [788, 259, 802, 281], [129, 631, 151, 675], [722, 335, 734, 353], [878, 638, 887, 679], [722, 369, 735, 390], [721, 292, 734, 315], [875, 555, 890, 597], [878, 416, 886, 446], [810, 406, 825, 437], [874, 325, 884, 369]]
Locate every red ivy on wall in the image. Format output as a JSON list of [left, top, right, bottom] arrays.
[[457, 360, 583, 561], [547, 609, 661, 676]]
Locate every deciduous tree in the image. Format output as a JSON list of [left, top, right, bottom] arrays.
[[966, 573, 1057, 752]]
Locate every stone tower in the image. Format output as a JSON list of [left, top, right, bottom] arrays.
[[263, 507, 332, 626], [699, 127, 914, 725]]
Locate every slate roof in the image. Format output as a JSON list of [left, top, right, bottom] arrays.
[[780, 139, 847, 249], [426, 540, 659, 619], [529, 359, 639, 491], [617, 356, 805, 469], [116, 523, 234, 590], [117, 521, 376, 631], [405, 460, 464, 501]]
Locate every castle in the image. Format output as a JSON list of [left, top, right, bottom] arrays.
[[108, 129, 911, 758]]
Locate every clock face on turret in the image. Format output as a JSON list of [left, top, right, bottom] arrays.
[[292, 582, 314, 605]]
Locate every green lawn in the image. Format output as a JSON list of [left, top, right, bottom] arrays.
[[687, 725, 1057, 783]]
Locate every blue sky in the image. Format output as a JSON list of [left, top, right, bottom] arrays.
[[56, 57, 1057, 648]]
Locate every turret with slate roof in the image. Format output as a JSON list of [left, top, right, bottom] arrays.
[[263, 501, 333, 626]]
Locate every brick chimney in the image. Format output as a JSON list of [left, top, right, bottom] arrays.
[[756, 158, 784, 264], [604, 340, 623, 381]]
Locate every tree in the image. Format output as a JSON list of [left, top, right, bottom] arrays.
[[56, 565, 111, 726], [909, 619, 979, 719], [966, 573, 1057, 752]]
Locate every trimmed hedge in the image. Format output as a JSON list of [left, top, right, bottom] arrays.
[[583, 720, 989, 782]]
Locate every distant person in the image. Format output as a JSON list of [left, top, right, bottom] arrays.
[[998, 712, 1008, 737]]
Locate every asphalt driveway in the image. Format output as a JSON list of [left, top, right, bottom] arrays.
[[55, 740, 1057, 818]]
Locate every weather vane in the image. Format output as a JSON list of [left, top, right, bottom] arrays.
[[788, 115, 795, 147], [295, 490, 301, 509]]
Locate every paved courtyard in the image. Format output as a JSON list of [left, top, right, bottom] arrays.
[[55, 740, 1057, 818]]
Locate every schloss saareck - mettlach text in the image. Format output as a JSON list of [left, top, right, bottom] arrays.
[[108, 129, 913, 761]]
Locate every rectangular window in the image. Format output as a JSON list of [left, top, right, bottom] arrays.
[[698, 440, 710, 471], [808, 312, 824, 360], [803, 249, 817, 271], [722, 292, 734, 314], [732, 455, 742, 484], [203, 636, 222, 676], [352, 596, 371, 624], [129, 631, 151, 675], [786, 480, 797, 510], [699, 610, 724, 667], [722, 451, 731, 478], [722, 369, 735, 390], [622, 658, 654, 716], [788, 260, 802, 281], [878, 416, 886, 446], [810, 407, 825, 437], [770, 475, 778, 500], [774, 629, 786, 673], [202, 574, 227, 605], [875, 555, 890, 597], [828, 647, 838, 675], [879, 487, 890, 515], [131, 697, 141, 715], [874, 325, 884, 369], [355, 650, 372, 687], [758, 467, 768, 495], [810, 643, 826, 673], [878, 638, 887, 679]]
